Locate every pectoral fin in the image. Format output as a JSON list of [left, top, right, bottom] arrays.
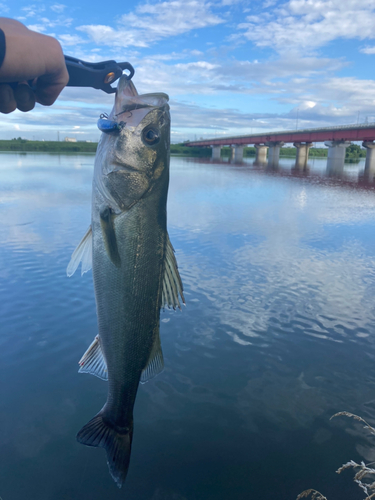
[[161, 234, 185, 310], [100, 205, 121, 267], [66, 225, 93, 277]]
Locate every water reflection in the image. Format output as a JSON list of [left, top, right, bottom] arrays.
[[1, 153, 375, 499], [201, 155, 375, 188]]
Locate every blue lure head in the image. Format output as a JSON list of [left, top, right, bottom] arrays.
[[97, 114, 126, 134]]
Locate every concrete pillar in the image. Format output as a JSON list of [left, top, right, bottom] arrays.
[[265, 141, 285, 167], [325, 141, 351, 175], [231, 145, 244, 163], [294, 142, 313, 169], [255, 144, 268, 164], [362, 141, 375, 179], [211, 145, 221, 160]]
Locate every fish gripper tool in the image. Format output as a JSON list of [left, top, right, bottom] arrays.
[[64, 56, 135, 94]]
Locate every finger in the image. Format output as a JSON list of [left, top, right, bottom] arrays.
[[0, 84, 17, 114], [35, 67, 69, 106], [14, 83, 36, 112]]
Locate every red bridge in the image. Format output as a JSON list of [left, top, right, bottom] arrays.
[[184, 123, 375, 171]]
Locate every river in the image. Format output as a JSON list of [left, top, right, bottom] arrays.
[[0, 152, 375, 500]]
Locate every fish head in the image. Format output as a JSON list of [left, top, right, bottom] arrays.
[[94, 76, 170, 213]]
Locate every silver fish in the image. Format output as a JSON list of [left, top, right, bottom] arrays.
[[67, 76, 184, 487]]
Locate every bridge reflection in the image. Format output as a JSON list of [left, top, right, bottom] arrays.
[[182, 156, 375, 190]]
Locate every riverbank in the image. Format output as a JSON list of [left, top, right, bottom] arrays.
[[0, 140, 366, 161], [0, 139, 97, 153]]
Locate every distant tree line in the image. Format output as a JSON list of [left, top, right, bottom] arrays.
[[171, 143, 367, 160], [0, 139, 367, 160], [345, 143, 366, 160], [0, 138, 97, 153]]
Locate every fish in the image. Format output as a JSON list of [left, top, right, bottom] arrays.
[[67, 75, 184, 487]]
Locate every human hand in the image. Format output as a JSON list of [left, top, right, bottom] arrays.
[[0, 18, 69, 113]]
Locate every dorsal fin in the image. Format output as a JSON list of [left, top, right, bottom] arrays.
[[161, 234, 185, 310], [66, 225, 93, 277]]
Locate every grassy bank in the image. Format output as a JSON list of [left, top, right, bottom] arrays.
[[0, 140, 367, 161], [0, 138, 97, 153]]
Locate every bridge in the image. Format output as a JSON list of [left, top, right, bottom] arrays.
[[184, 123, 375, 172]]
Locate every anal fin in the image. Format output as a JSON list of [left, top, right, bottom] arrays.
[[141, 330, 164, 384], [78, 335, 108, 381]]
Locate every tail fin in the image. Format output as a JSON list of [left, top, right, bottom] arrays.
[[77, 413, 133, 488]]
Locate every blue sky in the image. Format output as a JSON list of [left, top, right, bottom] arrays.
[[3, 0, 375, 142]]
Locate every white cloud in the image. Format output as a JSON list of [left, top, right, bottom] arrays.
[[58, 34, 87, 46], [237, 0, 375, 51], [190, 50, 204, 56], [77, 25, 147, 48], [0, 3, 9, 13], [360, 46, 375, 54], [27, 24, 47, 33], [50, 4, 66, 13], [22, 5, 45, 17], [78, 0, 223, 48], [175, 61, 219, 71], [27, 15, 74, 34]]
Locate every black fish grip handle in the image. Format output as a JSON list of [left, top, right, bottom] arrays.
[[65, 56, 135, 94], [9, 56, 135, 94]]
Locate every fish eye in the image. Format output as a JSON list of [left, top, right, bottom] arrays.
[[142, 127, 160, 146]]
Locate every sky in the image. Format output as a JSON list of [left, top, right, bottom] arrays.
[[3, 0, 375, 142]]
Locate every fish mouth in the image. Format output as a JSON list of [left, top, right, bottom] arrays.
[[110, 161, 141, 174], [113, 76, 169, 127]]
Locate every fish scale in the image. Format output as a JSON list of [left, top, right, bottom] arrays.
[[67, 75, 184, 487]]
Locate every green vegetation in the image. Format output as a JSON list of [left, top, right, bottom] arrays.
[[345, 143, 366, 160], [173, 143, 332, 158], [309, 148, 329, 157], [0, 139, 211, 156], [0, 139, 367, 161], [0, 138, 97, 153], [174, 143, 368, 161], [279, 147, 330, 158], [170, 143, 211, 156]]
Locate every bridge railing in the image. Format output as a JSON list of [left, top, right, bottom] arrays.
[[186, 122, 375, 145]]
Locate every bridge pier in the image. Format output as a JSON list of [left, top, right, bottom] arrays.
[[231, 145, 244, 163], [294, 142, 313, 169], [211, 145, 221, 160], [266, 141, 285, 167], [255, 144, 268, 164], [325, 141, 351, 174], [362, 141, 375, 178]]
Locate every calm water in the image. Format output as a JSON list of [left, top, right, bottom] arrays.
[[1, 152, 375, 500]]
